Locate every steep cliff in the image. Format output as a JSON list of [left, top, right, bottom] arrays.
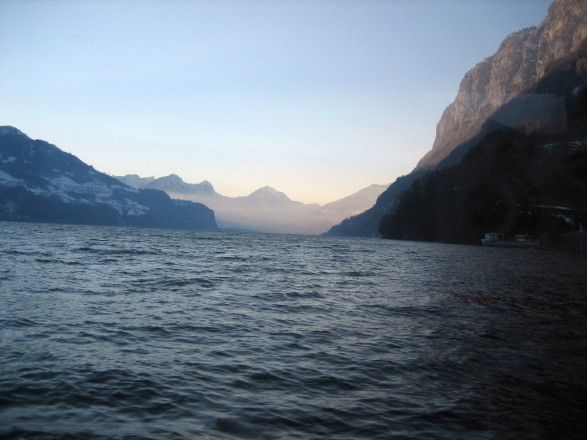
[[326, 0, 587, 238], [379, 40, 587, 244], [416, 0, 587, 170]]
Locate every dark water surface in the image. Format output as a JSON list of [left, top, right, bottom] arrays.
[[1, 222, 587, 440]]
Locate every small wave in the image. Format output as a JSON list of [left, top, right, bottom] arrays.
[[76, 247, 159, 256], [127, 276, 215, 292], [31, 257, 84, 266], [218, 255, 248, 261], [3, 249, 34, 256], [244, 370, 297, 392], [256, 290, 323, 301], [345, 271, 374, 277], [118, 325, 171, 337], [160, 278, 214, 289], [173, 325, 226, 334], [109, 249, 160, 256], [0, 428, 116, 440], [2, 317, 39, 328], [303, 374, 361, 392], [34, 258, 57, 264], [360, 303, 441, 319], [213, 417, 264, 439]]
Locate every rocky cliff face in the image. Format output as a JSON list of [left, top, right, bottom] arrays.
[[416, 0, 587, 170], [379, 40, 587, 244]]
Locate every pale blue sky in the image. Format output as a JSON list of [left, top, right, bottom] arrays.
[[1, 0, 551, 204]]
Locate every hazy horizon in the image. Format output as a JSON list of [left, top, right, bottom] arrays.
[[0, 0, 551, 204]]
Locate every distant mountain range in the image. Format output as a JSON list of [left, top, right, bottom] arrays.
[[116, 173, 387, 234], [9, 0, 578, 241], [0, 126, 385, 235], [326, 0, 587, 240], [118, 174, 216, 197], [0, 127, 217, 231]]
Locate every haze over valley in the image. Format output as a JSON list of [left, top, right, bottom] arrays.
[[0, 0, 553, 206], [115, 173, 387, 234], [2, 2, 587, 440], [1, 0, 585, 244]]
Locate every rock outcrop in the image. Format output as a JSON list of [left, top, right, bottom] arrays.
[[379, 38, 587, 244], [326, 0, 587, 238], [416, 0, 587, 170]]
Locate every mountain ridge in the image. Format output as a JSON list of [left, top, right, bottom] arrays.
[[0, 127, 218, 231], [379, 43, 587, 243], [378, 30, 587, 243], [116, 173, 387, 234], [326, 0, 587, 238]]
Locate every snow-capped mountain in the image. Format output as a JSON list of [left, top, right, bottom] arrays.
[[115, 174, 155, 189], [116, 173, 216, 196], [115, 172, 386, 234], [0, 127, 217, 230], [244, 186, 292, 204]]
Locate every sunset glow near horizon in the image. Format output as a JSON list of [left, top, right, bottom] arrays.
[[1, 0, 551, 205]]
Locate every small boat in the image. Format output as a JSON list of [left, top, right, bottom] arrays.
[[481, 232, 539, 248]]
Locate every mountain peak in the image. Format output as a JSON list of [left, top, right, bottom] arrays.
[[248, 186, 291, 202], [143, 174, 216, 196], [199, 180, 215, 191], [0, 126, 28, 138], [160, 173, 183, 182], [0, 128, 217, 230]]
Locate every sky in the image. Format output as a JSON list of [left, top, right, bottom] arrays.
[[0, 0, 552, 205]]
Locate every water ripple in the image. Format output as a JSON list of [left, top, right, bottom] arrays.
[[1, 223, 586, 440]]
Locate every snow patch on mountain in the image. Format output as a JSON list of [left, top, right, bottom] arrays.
[[0, 170, 19, 184]]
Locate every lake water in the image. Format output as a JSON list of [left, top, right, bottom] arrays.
[[1, 221, 587, 440]]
